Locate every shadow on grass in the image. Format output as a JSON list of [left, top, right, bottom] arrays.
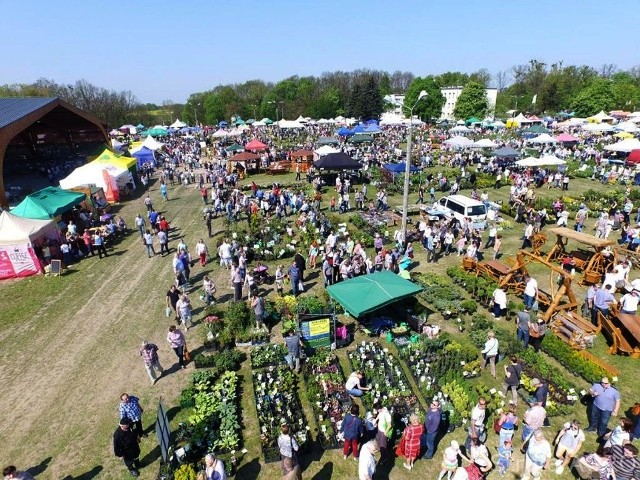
[[27, 456, 51, 476], [309, 461, 334, 480], [236, 457, 261, 478], [140, 444, 161, 468], [60, 465, 103, 480]]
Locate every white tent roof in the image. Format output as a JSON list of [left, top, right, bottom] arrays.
[[450, 125, 471, 134], [170, 119, 187, 128], [252, 121, 266, 127], [317, 118, 337, 124], [527, 133, 557, 144], [227, 128, 243, 136], [295, 115, 307, 123], [588, 111, 614, 122], [212, 129, 228, 138], [629, 111, 640, 118], [515, 155, 566, 167], [492, 120, 506, 128], [314, 145, 339, 156], [142, 135, 164, 150], [614, 122, 639, 133], [471, 138, 497, 148], [443, 136, 473, 147], [0, 210, 57, 246], [152, 125, 168, 130], [603, 138, 640, 153], [59, 162, 130, 191], [582, 123, 614, 132], [278, 119, 304, 129]]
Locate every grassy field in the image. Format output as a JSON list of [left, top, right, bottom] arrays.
[[0, 165, 637, 480]]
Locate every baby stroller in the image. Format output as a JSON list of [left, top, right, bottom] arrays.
[[253, 264, 274, 285]]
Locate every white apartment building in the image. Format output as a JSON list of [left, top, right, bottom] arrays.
[[440, 86, 498, 120]]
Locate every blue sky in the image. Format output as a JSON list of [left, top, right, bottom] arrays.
[[1, 0, 638, 104]]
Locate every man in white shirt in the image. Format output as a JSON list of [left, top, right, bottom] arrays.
[[465, 397, 488, 450], [481, 332, 499, 378], [524, 276, 539, 310], [620, 289, 640, 314], [358, 439, 379, 480], [492, 288, 507, 318]]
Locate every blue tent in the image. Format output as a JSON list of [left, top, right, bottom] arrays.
[[365, 119, 379, 125], [132, 147, 156, 168], [218, 121, 228, 127], [383, 163, 419, 173], [179, 127, 191, 134], [363, 124, 381, 134], [337, 127, 354, 136], [352, 124, 366, 133]]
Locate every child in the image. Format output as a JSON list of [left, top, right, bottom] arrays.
[[497, 439, 512, 476], [493, 234, 503, 260], [330, 196, 336, 212], [438, 440, 467, 480], [456, 235, 467, 256]]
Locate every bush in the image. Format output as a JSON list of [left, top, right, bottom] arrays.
[[180, 385, 196, 408], [194, 348, 245, 371], [540, 334, 607, 382]]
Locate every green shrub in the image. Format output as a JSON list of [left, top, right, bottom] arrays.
[[540, 334, 607, 382], [180, 385, 196, 408]]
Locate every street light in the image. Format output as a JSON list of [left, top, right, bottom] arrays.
[[401, 90, 428, 244], [194, 102, 201, 126]]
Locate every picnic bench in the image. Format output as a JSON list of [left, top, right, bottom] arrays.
[[599, 311, 637, 357]]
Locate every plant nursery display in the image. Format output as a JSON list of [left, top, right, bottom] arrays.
[[250, 344, 288, 369], [252, 365, 311, 462], [303, 351, 350, 449]]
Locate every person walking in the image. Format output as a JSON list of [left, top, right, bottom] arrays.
[[522, 401, 547, 445], [143, 230, 156, 258], [252, 293, 266, 330], [135, 214, 146, 238], [93, 231, 108, 258], [157, 229, 169, 256], [528, 318, 547, 353], [195, 239, 209, 267], [373, 401, 392, 465], [480, 331, 499, 378], [358, 439, 379, 480], [284, 329, 302, 372], [119, 393, 145, 439], [2, 466, 35, 480], [166, 285, 181, 320], [497, 403, 519, 447], [522, 430, 552, 480], [175, 294, 193, 331], [502, 356, 522, 405], [202, 275, 216, 305], [423, 398, 443, 460], [341, 404, 364, 461], [139, 341, 163, 385], [288, 261, 301, 296], [204, 453, 226, 480], [587, 377, 621, 437], [516, 307, 531, 348], [277, 424, 299, 476], [231, 263, 243, 301], [113, 418, 142, 477], [465, 398, 488, 451], [400, 413, 424, 470], [166, 325, 187, 369]]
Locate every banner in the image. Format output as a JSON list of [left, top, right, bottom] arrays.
[[0, 245, 41, 279]]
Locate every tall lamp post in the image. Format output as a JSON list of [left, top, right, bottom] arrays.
[[401, 90, 428, 244], [193, 102, 201, 126]]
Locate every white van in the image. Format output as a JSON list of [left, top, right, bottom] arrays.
[[438, 194, 488, 226]]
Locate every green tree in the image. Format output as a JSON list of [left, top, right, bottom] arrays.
[[571, 78, 616, 117], [453, 82, 488, 119], [403, 77, 445, 122], [360, 75, 383, 120], [434, 71, 469, 88]]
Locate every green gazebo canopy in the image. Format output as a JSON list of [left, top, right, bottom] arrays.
[[12, 187, 86, 220], [326, 271, 422, 318], [522, 124, 550, 134], [465, 117, 481, 125], [225, 143, 244, 152], [348, 135, 374, 143]]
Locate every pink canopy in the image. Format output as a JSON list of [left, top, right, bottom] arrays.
[[555, 133, 579, 142], [245, 139, 268, 151]]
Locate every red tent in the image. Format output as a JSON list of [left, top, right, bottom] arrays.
[[627, 149, 640, 165], [555, 133, 579, 143], [245, 139, 268, 151]]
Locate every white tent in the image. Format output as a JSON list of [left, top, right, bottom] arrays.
[[132, 135, 164, 153], [227, 128, 243, 136], [582, 123, 615, 132], [450, 125, 472, 134], [278, 119, 305, 129], [443, 136, 473, 148], [0, 211, 60, 279], [252, 121, 266, 127], [588, 111, 614, 123], [629, 111, 640, 118], [59, 162, 132, 193], [211, 129, 228, 138], [515, 155, 566, 167], [314, 145, 339, 157], [295, 115, 308, 124], [527, 133, 557, 144], [491, 120, 506, 129], [614, 122, 639, 133], [603, 138, 640, 153], [170, 119, 187, 128], [471, 138, 497, 148]]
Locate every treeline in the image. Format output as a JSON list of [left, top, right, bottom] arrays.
[[3, 61, 640, 128], [0, 78, 181, 127]]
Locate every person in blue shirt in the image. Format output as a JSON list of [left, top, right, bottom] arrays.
[[587, 378, 621, 437]]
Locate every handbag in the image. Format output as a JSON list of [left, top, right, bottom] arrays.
[[298, 280, 304, 291], [183, 344, 191, 362], [395, 432, 406, 457], [165, 306, 172, 317], [493, 416, 503, 434]]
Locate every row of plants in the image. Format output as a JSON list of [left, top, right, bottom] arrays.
[[252, 365, 311, 463], [193, 348, 245, 371], [347, 342, 420, 420], [201, 302, 261, 349], [177, 371, 242, 455], [539, 333, 608, 383], [303, 351, 349, 449], [250, 344, 287, 369]]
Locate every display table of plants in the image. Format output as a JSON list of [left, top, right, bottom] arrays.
[[250, 344, 288, 369], [303, 350, 350, 450], [176, 370, 242, 460], [252, 365, 311, 463], [347, 341, 420, 423]]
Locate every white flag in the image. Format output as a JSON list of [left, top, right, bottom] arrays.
[[531, 94, 537, 105]]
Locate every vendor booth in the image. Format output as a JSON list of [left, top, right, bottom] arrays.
[[59, 161, 132, 202], [327, 271, 422, 318], [290, 149, 314, 172], [0, 211, 60, 279], [11, 187, 86, 220]]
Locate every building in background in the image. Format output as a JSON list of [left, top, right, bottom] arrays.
[[440, 86, 498, 120]]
